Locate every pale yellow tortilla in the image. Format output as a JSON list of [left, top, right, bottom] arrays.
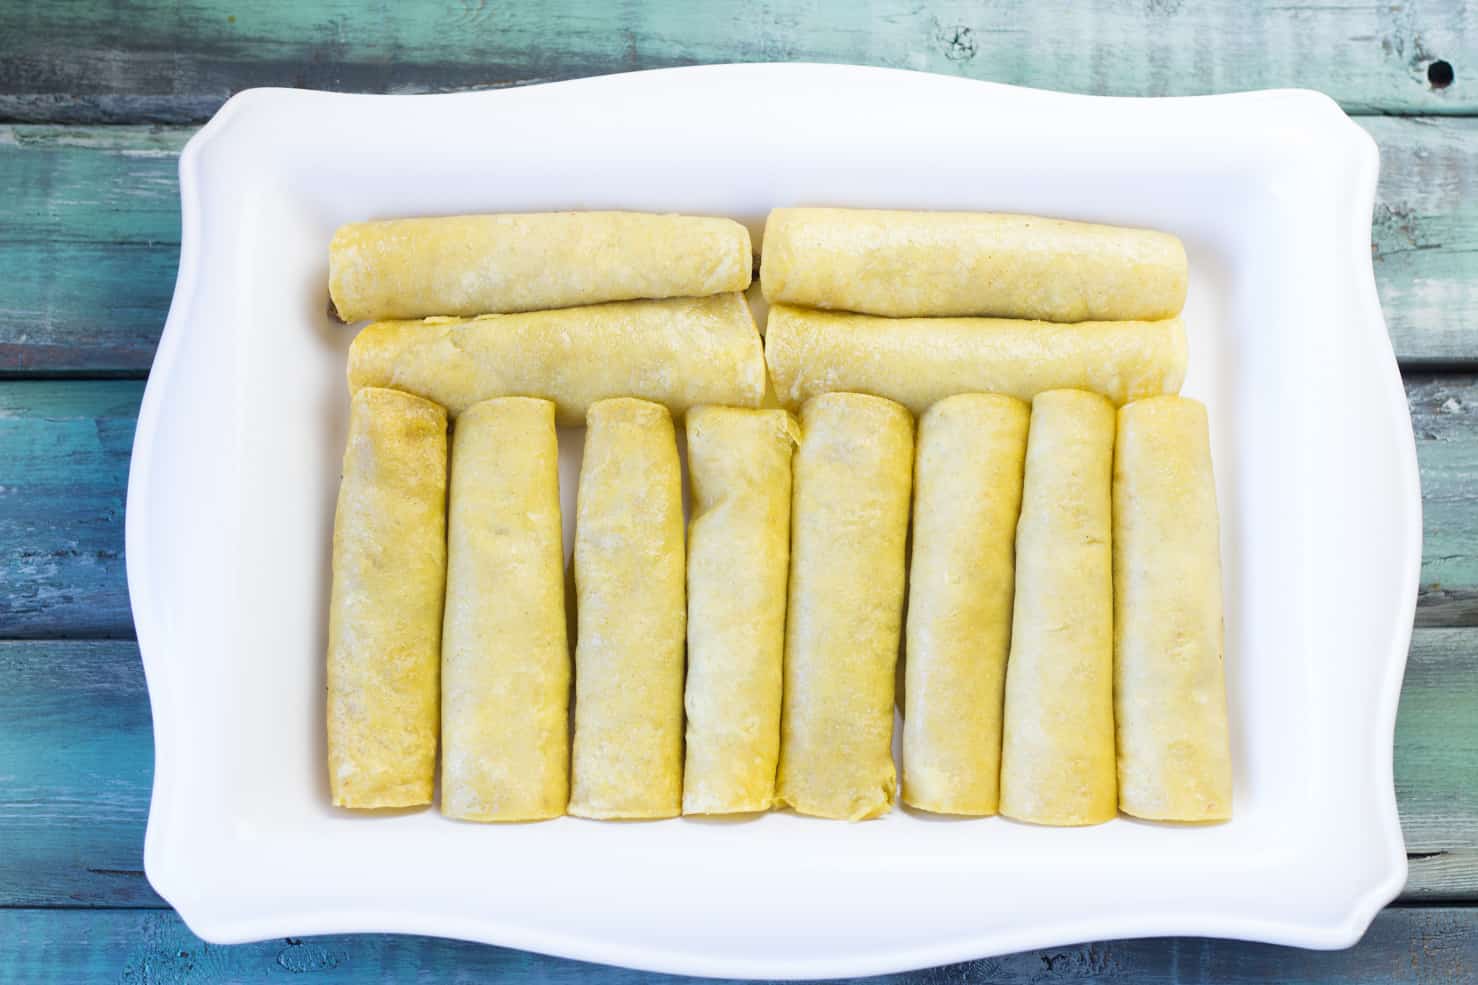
[[765, 304, 1186, 413], [1114, 396, 1232, 821], [999, 389, 1118, 826], [441, 397, 570, 821], [349, 294, 766, 425], [330, 211, 752, 322], [760, 207, 1185, 321], [902, 394, 1029, 816], [568, 398, 686, 819], [775, 392, 914, 821], [326, 387, 447, 809], [682, 406, 799, 815]]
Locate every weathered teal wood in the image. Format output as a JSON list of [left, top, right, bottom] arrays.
[[0, 126, 183, 374], [0, 0, 1468, 123], [0, 381, 138, 637], [1, 119, 1476, 373], [2, 377, 1471, 638], [0, 0, 1473, 973], [0, 631, 1470, 908], [1409, 376, 1478, 627], [1395, 628, 1478, 899], [0, 641, 159, 907], [1, 905, 1475, 984], [1365, 118, 1478, 367]]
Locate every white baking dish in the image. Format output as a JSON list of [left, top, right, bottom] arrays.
[[127, 64, 1418, 979]]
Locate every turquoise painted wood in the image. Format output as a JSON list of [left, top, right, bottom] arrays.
[[3, 118, 1477, 372], [0, 381, 137, 637], [1409, 377, 1478, 627], [1365, 118, 1478, 367], [3, 0, 1477, 975], [1, 905, 1476, 984], [0, 127, 183, 373], [0, 0, 1468, 123], [3, 379, 1475, 639], [0, 628, 1472, 909], [1395, 629, 1478, 898], [0, 641, 159, 907]]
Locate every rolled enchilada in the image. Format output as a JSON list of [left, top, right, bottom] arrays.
[[330, 211, 752, 322], [902, 393, 1029, 816], [441, 397, 570, 821], [775, 392, 914, 820], [1114, 396, 1232, 821], [999, 389, 1117, 826], [326, 387, 447, 809], [683, 406, 799, 815], [764, 305, 1186, 413], [760, 207, 1186, 322], [568, 398, 687, 819], [349, 293, 766, 425]]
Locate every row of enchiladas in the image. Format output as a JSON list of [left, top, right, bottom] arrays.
[[324, 208, 1231, 824]]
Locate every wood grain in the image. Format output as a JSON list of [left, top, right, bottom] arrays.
[[0, 0, 1469, 124], [0, 641, 159, 907], [0, 630, 1470, 908], [1409, 376, 1478, 627], [1397, 629, 1478, 899], [0, 382, 138, 638], [1, 0, 1474, 967], [0, 126, 183, 374], [1366, 118, 1478, 367], [1, 119, 1476, 373], [0, 905, 1475, 983]]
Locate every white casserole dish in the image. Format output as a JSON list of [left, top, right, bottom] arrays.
[[127, 64, 1418, 979]]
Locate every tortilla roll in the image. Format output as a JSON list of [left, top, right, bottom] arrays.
[[330, 211, 752, 322], [902, 394, 1029, 816], [349, 294, 766, 425], [760, 207, 1186, 322], [568, 398, 687, 819], [999, 389, 1117, 826], [326, 387, 447, 809], [440, 397, 570, 821], [1114, 396, 1232, 821], [765, 305, 1186, 414], [775, 393, 914, 820], [682, 407, 799, 815]]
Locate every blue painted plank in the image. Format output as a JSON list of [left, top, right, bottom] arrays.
[[0, 905, 1475, 984], [0, 126, 182, 374], [0, 641, 158, 907], [0, 381, 140, 638]]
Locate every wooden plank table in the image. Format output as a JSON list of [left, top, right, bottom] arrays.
[[1, 3, 1474, 980]]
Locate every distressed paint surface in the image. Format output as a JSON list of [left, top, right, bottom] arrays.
[[1365, 118, 1478, 366], [0, 905, 1475, 983], [0, 641, 159, 906], [1, 2, 1476, 972], [1409, 376, 1478, 627], [0, 381, 138, 637], [1397, 629, 1478, 899], [0, 118, 1475, 372], [0, 126, 183, 373], [0, 0, 1469, 123]]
